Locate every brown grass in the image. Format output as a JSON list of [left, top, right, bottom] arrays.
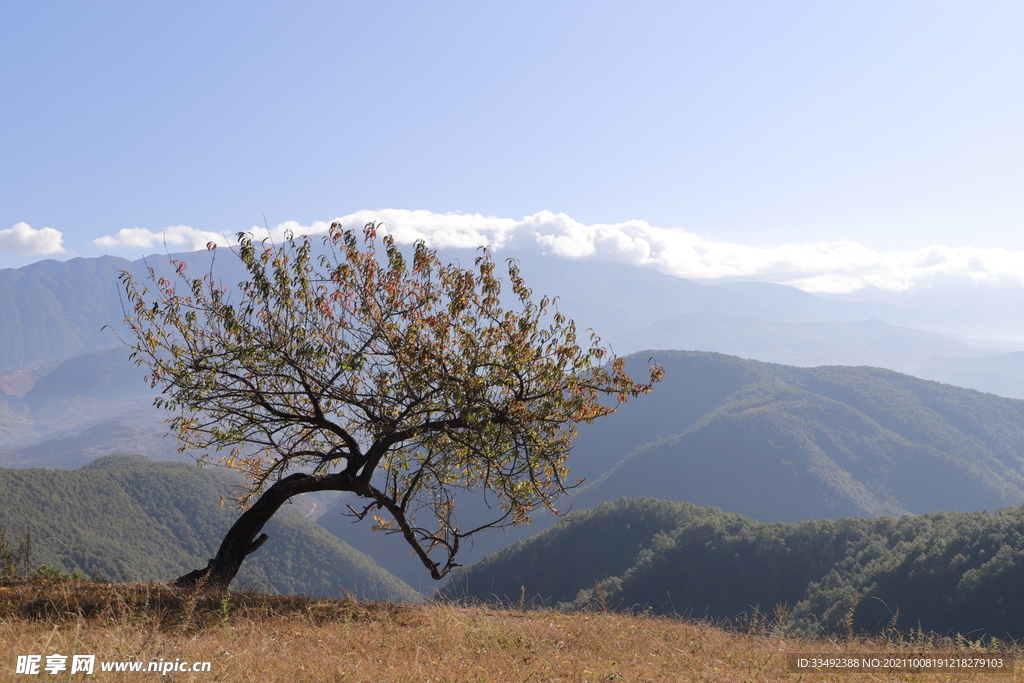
[[0, 577, 1019, 682]]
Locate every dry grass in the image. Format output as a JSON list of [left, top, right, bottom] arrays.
[[0, 577, 1020, 682]]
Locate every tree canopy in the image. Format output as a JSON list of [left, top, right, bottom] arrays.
[[119, 222, 662, 586]]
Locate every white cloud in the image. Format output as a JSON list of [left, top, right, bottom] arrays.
[[237, 219, 336, 245], [92, 221, 339, 253], [328, 209, 520, 250], [0, 223, 66, 255], [93, 210, 1024, 293], [92, 225, 233, 251], [333, 209, 1024, 292]]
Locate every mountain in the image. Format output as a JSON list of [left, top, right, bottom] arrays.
[[713, 281, 939, 326], [819, 283, 1024, 342], [912, 351, 1024, 400], [18, 346, 154, 409], [450, 251, 761, 344], [0, 256, 134, 370], [318, 350, 1024, 587], [0, 249, 236, 372], [0, 347, 171, 461], [0, 422, 182, 469], [619, 314, 994, 372], [0, 249, 1014, 387], [443, 497, 1024, 639], [423, 251, 1017, 366], [0, 363, 55, 399], [0, 454, 420, 601], [568, 351, 1024, 522]]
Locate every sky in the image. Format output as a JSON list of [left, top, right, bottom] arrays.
[[3, 2, 1024, 292]]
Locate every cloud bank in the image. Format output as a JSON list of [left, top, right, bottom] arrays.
[[0, 223, 66, 255], [93, 210, 1024, 293]]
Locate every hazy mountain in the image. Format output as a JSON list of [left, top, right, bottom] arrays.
[[0, 256, 133, 370], [0, 422, 182, 469], [19, 346, 153, 409], [818, 283, 1024, 342], [445, 251, 762, 344], [713, 281, 940, 326], [444, 497, 1024, 639], [461, 253, 1018, 362], [1, 248, 1015, 385], [0, 347, 168, 458], [0, 454, 420, 601], [618, 314, 995, 372], [0, 249, 238, 371], [0, 363, 55, 399], [912, 351, 1024, 400]]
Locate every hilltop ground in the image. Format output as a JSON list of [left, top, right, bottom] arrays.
[[0, 577, 1018, 682]]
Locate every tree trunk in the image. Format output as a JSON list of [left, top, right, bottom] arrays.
[[173, 471, 362, 589]]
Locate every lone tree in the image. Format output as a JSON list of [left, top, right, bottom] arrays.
[[120, 222, 662, 589]]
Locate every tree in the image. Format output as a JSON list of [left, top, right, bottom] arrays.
[[119, 222, 662, 589]]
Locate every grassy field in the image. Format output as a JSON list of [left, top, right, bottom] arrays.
[[0, 576, 1019, 682]]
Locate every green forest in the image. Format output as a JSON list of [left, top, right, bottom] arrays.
[[0, 454, 419, 602], [445, 497, 1024, 639]]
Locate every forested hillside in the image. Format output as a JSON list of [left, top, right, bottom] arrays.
[[445, 497, 1024, 639], [569, 351, 1024, 521], [0, 454, 420, 601], [321, 350, 1024, 586]]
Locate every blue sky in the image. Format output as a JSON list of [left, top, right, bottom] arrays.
[[3, 2, 1024, 291]]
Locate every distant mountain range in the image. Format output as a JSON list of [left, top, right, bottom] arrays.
[[0, 347, 169, 459], [3, 249, 1023, 396], [0, 256, 135, 370], [0, 454, 419, 601], [5, 247, 1022, 480], [0, 421, 180, 470], [0, 250, 230, 372], [619, 313, 992, 373], [913, 351, 1024, 400]]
